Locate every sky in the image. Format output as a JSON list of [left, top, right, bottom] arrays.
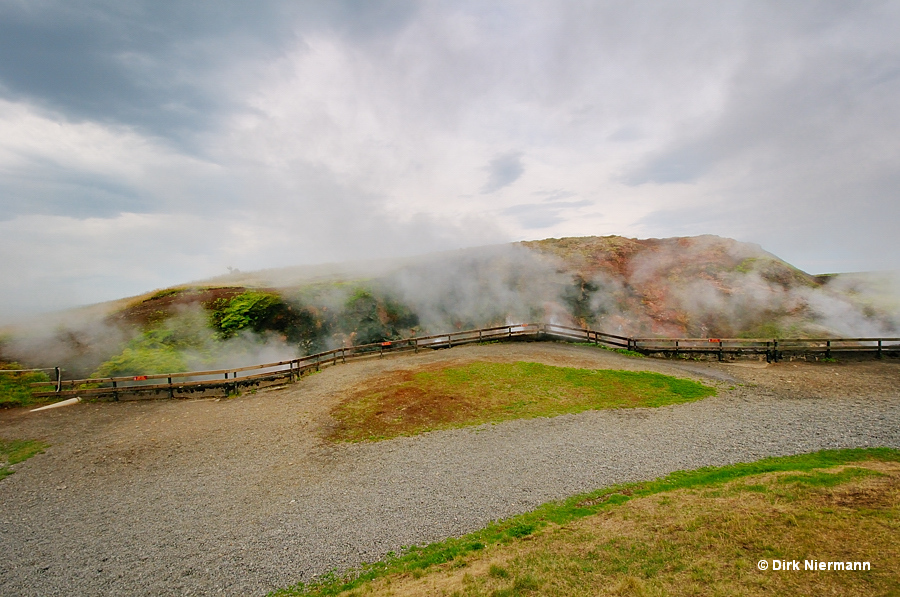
[[1, 0, 898, 320]]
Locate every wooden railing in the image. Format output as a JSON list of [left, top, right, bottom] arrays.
[[1, 366, 63, 392], [630, 336, 900, 361], [27, 323, 899, 401], [30, 323, 542, 400], [538, 323, 631, 348]]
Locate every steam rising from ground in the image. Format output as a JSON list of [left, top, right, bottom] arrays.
[[542, 236, 900, 339], [2, 237, 898, 376], [385, 244, 573, 332]]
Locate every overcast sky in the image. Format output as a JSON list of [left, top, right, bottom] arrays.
[[1, 0, 898, 319]]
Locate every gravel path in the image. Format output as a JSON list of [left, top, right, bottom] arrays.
[[1, 342, 898, 596]]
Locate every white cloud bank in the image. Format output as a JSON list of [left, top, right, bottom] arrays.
[[1, 1, 898, 320]]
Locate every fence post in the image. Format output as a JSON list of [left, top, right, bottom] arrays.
[[878, 339, 883, 359], [168, 376, 174, 399], [674, 340, 679, 357], [718, 340, 723, 362], [825, 340, 831, 359], [479, 329, 482, 343], [55, 367, 61, 393], [112, 380, 118, 402], [773, 340, 779, 362], [342, 348, 346, 363]]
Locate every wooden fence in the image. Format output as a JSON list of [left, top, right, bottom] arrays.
[[629, 336, 900, 361], [30, 323, 541, 401], [27, 322, 899, 402], [2, 366, 63, 392], [536, 324, 900, 361]]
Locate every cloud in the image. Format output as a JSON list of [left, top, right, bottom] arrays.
[[481, 151, 524, 194], [622, 143, 712, 185], [0, 1, 420, 143], [502, 198, 593, 229], [0, 1, 898, 320], [0, 99, 232, 219], [0, 202, 505, 321]]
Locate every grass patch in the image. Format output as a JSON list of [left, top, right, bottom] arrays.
[[0, 438, 48, 481], [329, 362, 715, 442], [270, 448, 900, 596], [0, 363, 51, 408]]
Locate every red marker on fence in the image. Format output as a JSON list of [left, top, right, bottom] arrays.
[[708, 339, 720, 343], [381, 341, 392, 347], [133, 375, 148, 381]]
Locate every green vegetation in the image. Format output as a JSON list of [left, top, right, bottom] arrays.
[[0, 363, 51, 408], [90, 316, 214, 377], [340, 288, 419, 345], [210, 290, 324, 351], [210, 291, 291, 339], [736, 319, 812, 340], [271, 448, 900, 596], [93, 286, 419, 378], [738, 321, 785, 339], [91, 328, 189, 377], [329, 362, 714, 442], [735, 256, 761, 274], [0, 438, 48, 481], [563, 275, 600, 325]]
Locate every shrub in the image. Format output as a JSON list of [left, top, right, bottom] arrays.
[[0, 362, 51, 408], [209, 290, 318, 344], [340, 288, 419, 345], [91, 345, 187, 378]]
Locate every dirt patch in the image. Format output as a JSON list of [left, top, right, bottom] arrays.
[[107, 286, 250, 327], [718, 359, 900, 399]]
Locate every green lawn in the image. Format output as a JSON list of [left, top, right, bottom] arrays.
[[329, 361, 716, 441]]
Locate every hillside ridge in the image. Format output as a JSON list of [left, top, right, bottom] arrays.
[[2, 235, 897, 377]]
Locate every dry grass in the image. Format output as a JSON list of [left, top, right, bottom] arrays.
[[327, 361, 715, 442], [326, 461, 899, 596]]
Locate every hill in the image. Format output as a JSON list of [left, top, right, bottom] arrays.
[[2, 235, 897, 377]]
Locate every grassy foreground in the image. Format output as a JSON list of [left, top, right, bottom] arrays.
[[0, 438, 48, 481], [272, 448, 900, 596], [329, 362, 715, 442]]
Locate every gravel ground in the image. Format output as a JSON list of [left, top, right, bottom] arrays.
[[1, 341, 898, 596]]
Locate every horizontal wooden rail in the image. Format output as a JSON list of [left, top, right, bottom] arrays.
[[31, 324, 542, 400], [28, 323, 898, 401], [633, 336, 900, 362]]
